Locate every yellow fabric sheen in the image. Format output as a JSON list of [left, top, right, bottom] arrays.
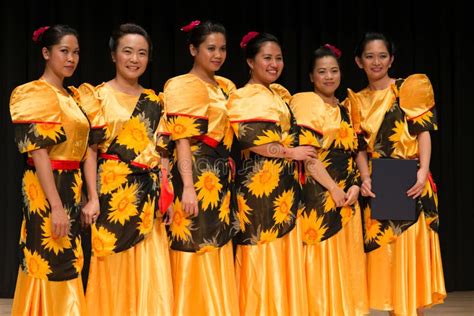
[[228, 83, 291, 132], [11, 269, 86, 315], [398, 74, 435, 119], [94, 83, 162, 168], [305, 205, 369, 316], [291, 92, 343, 148], [367, 213, 446, 315], [164, 74, 235, 143], [75, 83, 106, 128], [170, 241, 238, 316], [10, 79, 90, 161], [86, 220, 173, 316], [235, 221, 308, 316]]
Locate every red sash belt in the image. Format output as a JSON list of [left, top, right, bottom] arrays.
[[100, 153, 151, 169], [193, 135, 219, 148], [27, 158, 80, 170]]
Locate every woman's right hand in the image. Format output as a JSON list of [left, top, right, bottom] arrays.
[[329, 185, 346, 208], [287, 146, 317, 161], [360, 178, 376, 197], [182, 185, 199, 217], [51, 204, 70, 238]]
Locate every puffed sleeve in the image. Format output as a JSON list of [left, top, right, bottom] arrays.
[[9, 81, 66, 153], [163, 75, 209, 140], [290, 92, 324, 149], [399, 74, 438, 134], [75, 83, 106, 145], [155, 92, 171, 152], [345, 89, 367, 151]]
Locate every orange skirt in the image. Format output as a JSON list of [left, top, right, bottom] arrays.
[[235, 221, 308, 316], [304, 204, 369, 316], [11, 269, 86, 315], [169, 240, 238, 316], [367, 212, 446, 315], [86, 220, 173, 316]]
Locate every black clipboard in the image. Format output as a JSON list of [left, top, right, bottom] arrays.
[[370, 158, 418, 221]]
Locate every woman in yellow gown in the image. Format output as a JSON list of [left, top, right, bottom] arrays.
[[347, 31, 446, 316], [9, 24, 102, 315], [163, 20, 238, 316], [290, 44, 369, 316], [228, 31, 316, 316], [80, 23, 173, 315]]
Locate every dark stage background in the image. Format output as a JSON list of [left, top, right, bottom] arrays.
[[1, 0, 473, 297]]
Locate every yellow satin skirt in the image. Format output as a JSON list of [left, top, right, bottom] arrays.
[[367, 212, 446, 315], [169, 240, 238, 316], [86, 220, 173, 316], [235, 221, 308, 316], [11, 269, 86, 315], [304, 205, 369, 316]]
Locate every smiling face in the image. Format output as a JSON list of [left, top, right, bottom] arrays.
[[355, 39, 394, 83], [112, 34, 149, 81], [42, 34, 79, 79], [190, 32, 227, 74], [247, 41, 283, 86], [310, 55, 340, 98]]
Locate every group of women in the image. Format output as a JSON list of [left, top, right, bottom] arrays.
[[9, 20, 446, 316]]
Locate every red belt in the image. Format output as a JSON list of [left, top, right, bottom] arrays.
[[100, 153, 151, 170], [27, 158, 80, 170]]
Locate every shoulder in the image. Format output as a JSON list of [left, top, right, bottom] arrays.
[[269, 83, 291, 103], [215, 76, 236, 94], [164, 74, 207, 93], [10, 80, 56, 104]]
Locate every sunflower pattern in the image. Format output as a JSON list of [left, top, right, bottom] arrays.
[[10, 81, 99, 281], [164, 75, 237, 252], [231, 118, 301, 245], [93, 89, 166, 256], [351, 76, 439, 252], [294, 102, 361, 244]]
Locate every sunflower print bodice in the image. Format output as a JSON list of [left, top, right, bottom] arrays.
[[347, 74, 439, 252], [290, 92, 360, 244], [79, 83, 166, 257], [9, 79, 104, 281], [163, 74, 238, 253], [228, 83, 301, 245]]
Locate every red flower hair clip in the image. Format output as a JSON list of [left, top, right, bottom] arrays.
[[324, 43, 342, 58], [180, 20, 201, 32], [32, 26, 50, 43], [240, 31, 260, 48]]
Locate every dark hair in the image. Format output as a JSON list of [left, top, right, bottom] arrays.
[[354, 32, 395, 57], [35, 25, 79, 48], [186, 20, 226, 48], [309, 45, 341, 74], [109, 23, 153, 55], [243, 32, 281, 60]]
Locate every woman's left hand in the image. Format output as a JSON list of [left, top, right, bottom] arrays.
[[344, 185, 360, 206], [407, 167, 428, 199], [81, 198, 100, 226]]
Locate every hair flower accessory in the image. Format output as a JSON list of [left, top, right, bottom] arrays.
[[32, 26, 50, 43], [180, 20, 201, 32], [240, 31, 260, 48], [324, 43, 342, 58]]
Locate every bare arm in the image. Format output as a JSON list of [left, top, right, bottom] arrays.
[[176, 138, 198, 216], [355, 150, 375, 197], [81, 145, 100, 225], [407, 131, 431, 198], [305, 157, 346, 207], [249, 143, 317, 160], [31, 149, 69, 237]]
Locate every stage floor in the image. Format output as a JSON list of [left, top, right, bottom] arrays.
[[1, 291, 473, 315]]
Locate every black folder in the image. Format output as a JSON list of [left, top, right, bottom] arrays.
[[370, 158, 418, 221]]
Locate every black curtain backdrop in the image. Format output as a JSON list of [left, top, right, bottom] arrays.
[[1, 0, 473, 297]]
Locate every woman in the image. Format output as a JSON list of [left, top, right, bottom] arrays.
[[80, 23, 173, 315], [227, 31, 315, 316], [9, 24, 101, 315], [348, 32, 446, 315], [290, 44, 368, 316], [163, 20, 238, 315]]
